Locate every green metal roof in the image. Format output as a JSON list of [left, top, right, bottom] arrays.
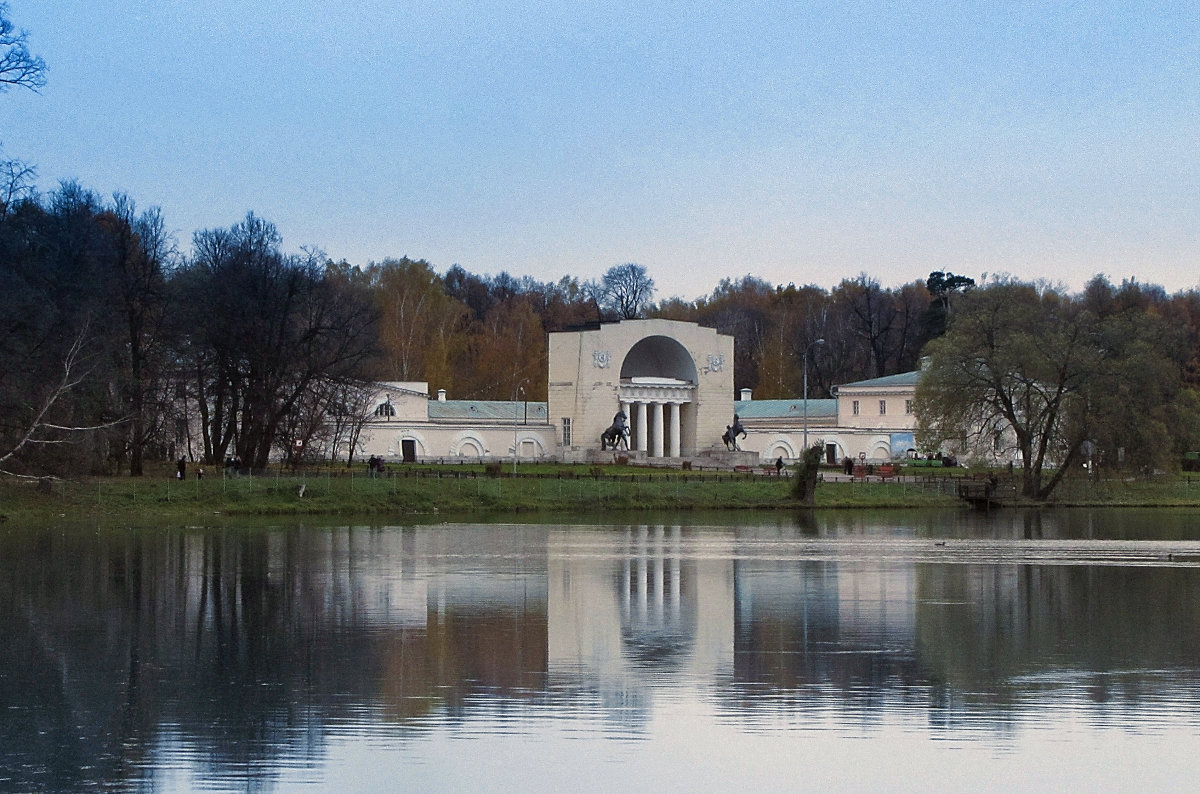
[[837, 371, 921, 390], [428, 400, 549, 422], [733, 398, 837, 420]]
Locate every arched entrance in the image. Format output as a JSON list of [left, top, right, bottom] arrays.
[[619, 336, 697, 457]]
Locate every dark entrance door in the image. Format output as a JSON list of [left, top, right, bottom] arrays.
[[401, 439, 417, 463], [826, 443, 837, 465]]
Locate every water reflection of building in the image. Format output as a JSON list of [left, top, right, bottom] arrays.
[[548, 527, 733, 693], [547, 525, 924, 706]]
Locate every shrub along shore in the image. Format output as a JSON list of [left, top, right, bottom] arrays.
[[3, 463, 1200, 523]]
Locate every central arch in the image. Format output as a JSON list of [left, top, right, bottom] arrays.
[[618, 335, 697, 457], [620, 336, 698, 383]]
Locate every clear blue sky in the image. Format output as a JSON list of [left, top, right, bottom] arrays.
[[5, 1, 1199, 299]]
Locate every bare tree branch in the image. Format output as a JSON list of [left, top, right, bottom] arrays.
[[0, 325, 103, 468], [0, 156, 35, 216], [0, 3, 46, 93]]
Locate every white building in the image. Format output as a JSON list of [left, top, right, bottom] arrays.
[[356, 320, 922, 466], [358, 381, 555, 463]]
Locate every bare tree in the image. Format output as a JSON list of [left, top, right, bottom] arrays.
[[283, 376, 379, 466], [0, 3, 46, 93], [97, 196, 175, 475], [597, 263, 655, 320], [175, 214, 379, 469], [0, 324, 122, 476], [0, 156, 35, 217]]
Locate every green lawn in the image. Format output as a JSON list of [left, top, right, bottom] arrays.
[[1, 464, 957, 521], [3, 464, 1198, 524]]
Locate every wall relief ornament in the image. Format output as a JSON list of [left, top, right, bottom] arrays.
[[593, 350, 611, 369]]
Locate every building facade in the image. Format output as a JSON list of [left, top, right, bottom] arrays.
[[547, 319, 734, 460], [356, 320, 922, 466]]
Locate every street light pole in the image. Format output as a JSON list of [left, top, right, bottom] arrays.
[[803, 338, 826, 454], [512, 379, 528, 474]]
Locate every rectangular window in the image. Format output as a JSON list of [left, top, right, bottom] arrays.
[[905, 399, 914, 415], [852, 400, 860, 416], [562, 417, 572, 446], [879, 400, 887, 416]]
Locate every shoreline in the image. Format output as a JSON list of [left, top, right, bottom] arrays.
[[3, 465, 1200, 523]]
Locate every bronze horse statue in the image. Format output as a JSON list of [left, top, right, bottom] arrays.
[[722, 414, 747, 451], [600, 410, 630, 451]]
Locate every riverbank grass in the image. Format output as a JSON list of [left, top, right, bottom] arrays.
[[1, 465, 957, 521], [4, 465, 1199, 522]]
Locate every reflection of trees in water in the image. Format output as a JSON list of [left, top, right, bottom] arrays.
[[731, 558, 921, 705], [5, 520, 1200, 787], [0, 525, 551, 791], [721, 554, 1200, 727]]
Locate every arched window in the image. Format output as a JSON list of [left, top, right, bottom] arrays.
[[374, 401, 395, 418]]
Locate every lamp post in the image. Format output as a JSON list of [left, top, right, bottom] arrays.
[[803, 338, 825, 453], [512, 379, 528, 474]]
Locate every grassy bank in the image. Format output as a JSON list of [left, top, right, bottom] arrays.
[[1, 464, 959, 522], [4, 464, 1199, 523]]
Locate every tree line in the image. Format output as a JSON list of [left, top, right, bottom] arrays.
[[7, 176, 1198, 484], [0, 178, 982, 475]]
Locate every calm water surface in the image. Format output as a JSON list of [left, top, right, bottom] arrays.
[[2, 509, 1199, 792]]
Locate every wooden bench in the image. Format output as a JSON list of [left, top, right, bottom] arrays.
[[877, 464, 897, 481]]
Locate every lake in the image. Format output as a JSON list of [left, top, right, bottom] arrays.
[[2, 509, 1199, 792]]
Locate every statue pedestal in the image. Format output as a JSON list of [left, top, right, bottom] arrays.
[[694, 449, 760, 468], [579, 448, 645, 465], [561, 446, 759, 470]]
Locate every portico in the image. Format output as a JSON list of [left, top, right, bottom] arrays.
[[620, 377, 693, 458], [547, 319, 734, 461]]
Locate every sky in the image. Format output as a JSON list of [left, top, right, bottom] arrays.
[[4, 0, 1199, 300]]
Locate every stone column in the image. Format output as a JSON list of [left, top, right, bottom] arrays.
[[668, 402, 681, 458], [651, 402, 664, 457], [636, 401, 648, 452]]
